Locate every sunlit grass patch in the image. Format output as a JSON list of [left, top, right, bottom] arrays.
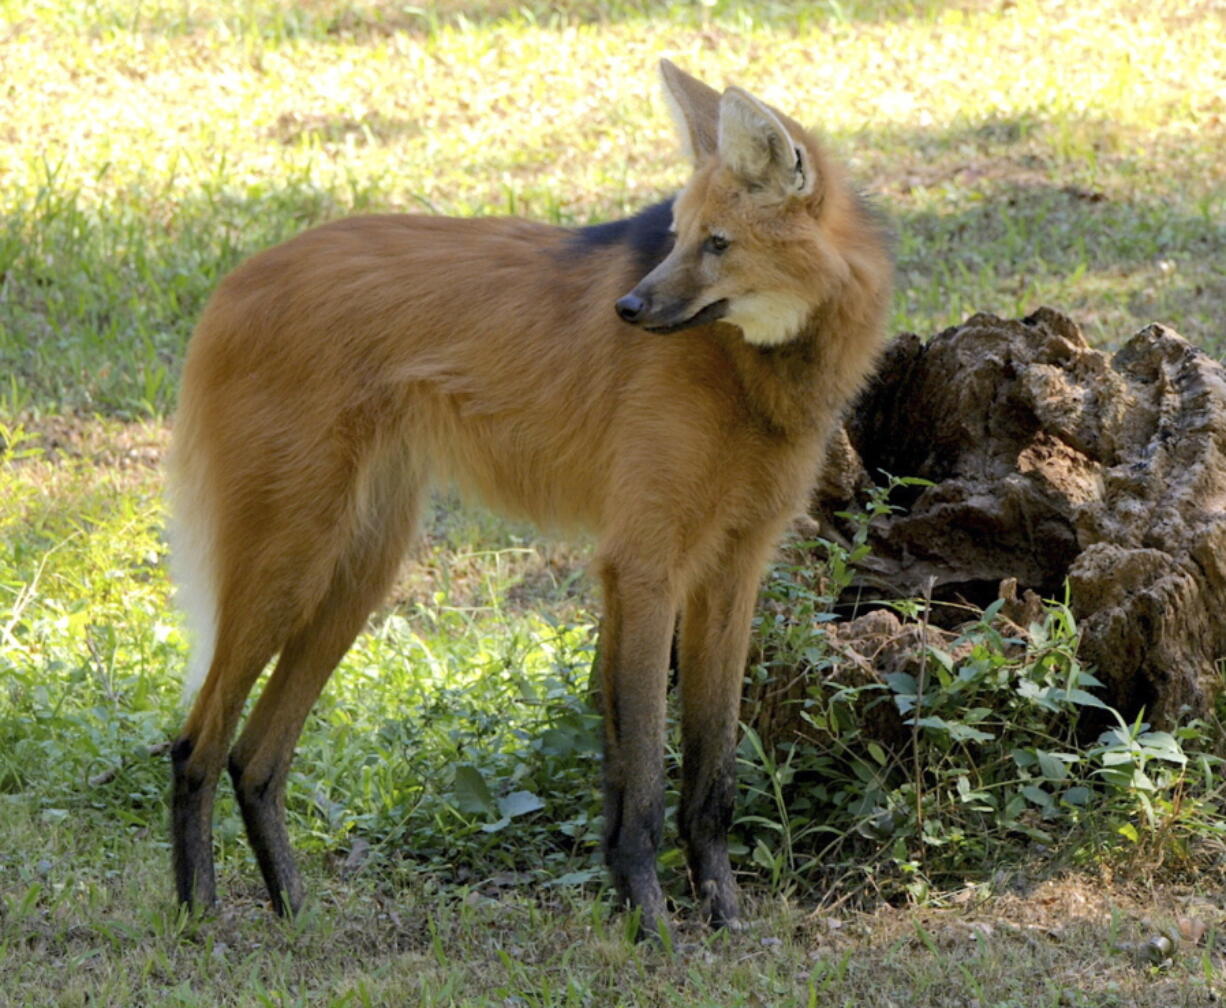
[[2, 0, 1222, 418]]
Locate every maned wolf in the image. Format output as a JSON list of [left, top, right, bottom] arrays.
[[168, 60, 891, 938]]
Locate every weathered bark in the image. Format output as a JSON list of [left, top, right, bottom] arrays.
[[797, 308, 1226, 727]]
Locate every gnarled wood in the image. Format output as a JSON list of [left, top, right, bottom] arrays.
[[795, 309, 1226, 728]]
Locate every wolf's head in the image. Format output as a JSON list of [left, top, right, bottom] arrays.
[[615, 60, 862, 348]]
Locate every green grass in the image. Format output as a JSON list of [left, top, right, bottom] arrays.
[[2, 0, 1222, 416], [1, 0, 1225, 1004]]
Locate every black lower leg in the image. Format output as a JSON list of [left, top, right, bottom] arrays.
[[593, 563, 676, 939], [680, 746, 740, 928], [228, 756, 302, 916], [171, 736, 217, 911], [603, 774, 667, 937]]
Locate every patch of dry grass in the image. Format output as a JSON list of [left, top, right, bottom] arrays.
[[2, 789, 1222, 1007]]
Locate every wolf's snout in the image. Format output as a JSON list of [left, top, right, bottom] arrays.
[[615, 292, 647, 324]]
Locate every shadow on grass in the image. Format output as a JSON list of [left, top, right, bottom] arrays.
[[2, 111, 1220, 421], [846, 114, 1226, 353], [265, 111, 425, 147], [37, 0, 977, 41], [891, 180, 1225, 350], [352, 0, 973, 30], [0, 176, 385, 420]]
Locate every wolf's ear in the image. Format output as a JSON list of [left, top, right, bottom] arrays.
[[659, 59, 722, 163], [717, 86, 815, 201]]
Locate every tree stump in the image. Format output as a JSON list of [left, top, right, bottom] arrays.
[[802, 308, 1226, 727]]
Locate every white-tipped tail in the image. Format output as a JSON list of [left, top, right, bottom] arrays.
[[166, 444, 218, 708]]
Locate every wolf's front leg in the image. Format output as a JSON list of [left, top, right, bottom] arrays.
[[677, 533, 776, 929], [595, 560, 677, 940]]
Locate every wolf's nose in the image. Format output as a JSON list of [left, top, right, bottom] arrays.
[[615, 293, 646, 324]]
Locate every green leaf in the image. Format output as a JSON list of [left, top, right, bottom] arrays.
[[955, 775, 994, 808], [543, 868, 603, 887], [498, 790, 544, 819], [452, 764, 497, 817], [947, 722, 995, 743], [1021, 785, 1054, 809], [1136, 731, 1187, 764], [752, 839, 778, 870], [928, 647, 955, 670], [1061, 786, 1090, 807], [981, 597, 1006, 622], [1036, 750, 1069, 781], [1060, 688, 1108, 710], [912, 715, 951, 735], [912, 716, 994, 743], [1130, 768, 1156, 791], [1011, 748, 1037, 769], [538, 728, 574, 756], [479, 816, 511, 834], [1015, 678, 1049, 705], [1076, 669, 1107, 689]]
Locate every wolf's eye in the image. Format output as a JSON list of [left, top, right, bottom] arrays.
[[704, 233, 730, 255]]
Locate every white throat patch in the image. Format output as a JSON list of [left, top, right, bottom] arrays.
[[721, 291, 812, 347]]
